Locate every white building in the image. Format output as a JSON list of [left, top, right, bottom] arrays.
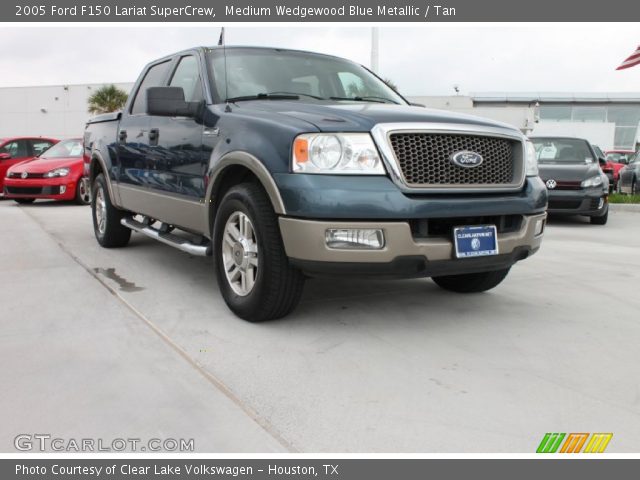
[[0, 82, 133, 140], [410, 92, 640, 151]]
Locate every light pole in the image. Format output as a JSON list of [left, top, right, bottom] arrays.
[[371, 27, 379, 73]]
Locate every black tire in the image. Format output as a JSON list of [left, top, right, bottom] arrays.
[[14, 198, 35, 204], [591, 208, 608, 225], [432, 268, 510, 293], [92, 173, 131, 248], [213, 182, 305, 322], [75, 177, 91, 205]]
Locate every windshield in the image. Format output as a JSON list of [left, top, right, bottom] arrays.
[[531, 138, 594, 164], [208, 48, 406, 105], [40, 139, 83, 159], [605, 152, 631, 163]]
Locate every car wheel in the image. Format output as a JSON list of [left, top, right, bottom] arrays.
[[92, 173, 131, 248], [14, 198, 35, 204], [75, 177, 91, 205], [213, 182, 305, 322], [432, 268, 510, 293], [590, 208, 609, 225]]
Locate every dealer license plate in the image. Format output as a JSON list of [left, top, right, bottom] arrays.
[[453, 225, 498, 258]]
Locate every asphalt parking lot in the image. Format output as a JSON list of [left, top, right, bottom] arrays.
[[1, 199, 639, 453]]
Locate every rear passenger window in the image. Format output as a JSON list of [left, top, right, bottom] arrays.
[[0, 140, 29, 158], [170, 56, 204, 102], [130, 60, 171, 115]]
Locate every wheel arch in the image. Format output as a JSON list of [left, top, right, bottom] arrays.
[[205, 152, 286, 235]]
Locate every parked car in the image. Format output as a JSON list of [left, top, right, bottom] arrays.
[[0, 136, 58, 197], [530, 136, 608, 225], [84, 46, 547, 321], [618, 150, 640, 194], [604, 149, 634, 190], [4, 138, 90, 204]]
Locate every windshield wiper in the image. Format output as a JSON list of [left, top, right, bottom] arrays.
[[226, 93, 299, 102], [266, 91, 325, 100], [330, 96, 398, 104]]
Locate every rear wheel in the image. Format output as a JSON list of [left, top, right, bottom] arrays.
[[213, 182, 305, 322], [14, 198, 35, 204], [75, 177, 91, 205], [92, 173, 131, 248], [432, 268, 510, 293]]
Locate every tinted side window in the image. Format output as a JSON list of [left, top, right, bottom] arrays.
[[31, 139, 55, 156], [130, 60, 171, 115], [169, 56, 204, 102], [0, 140, 29, 158]]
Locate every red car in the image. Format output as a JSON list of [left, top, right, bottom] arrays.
[[3, 138, 91, 205], [0, 136, 58, 196], [604, 150, 635, 188]]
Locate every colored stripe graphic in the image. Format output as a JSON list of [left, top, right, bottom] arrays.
[[536, 433, 565, 453], [584, 433, 613, 453], [560, 433, 589, 453]]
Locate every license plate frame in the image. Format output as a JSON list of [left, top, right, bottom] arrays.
[[453, 225, 499, 259]]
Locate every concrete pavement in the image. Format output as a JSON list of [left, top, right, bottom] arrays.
[[1, 199, 639, 452]]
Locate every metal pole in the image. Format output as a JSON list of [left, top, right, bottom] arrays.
[[371, 27, 379, 73]]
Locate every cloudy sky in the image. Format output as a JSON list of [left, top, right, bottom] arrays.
[[0, 25, 638, 95]]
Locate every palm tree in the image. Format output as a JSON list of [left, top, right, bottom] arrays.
[[87, 84, 128, 114]]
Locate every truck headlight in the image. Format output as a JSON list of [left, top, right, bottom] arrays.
[[525, 140, 538, 176], [581, 176, 603, 188], [44, 167, 70, 178], [292, 133, 385, 174]]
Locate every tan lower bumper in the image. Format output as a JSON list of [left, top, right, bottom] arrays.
[[279, 213, 546, 263]]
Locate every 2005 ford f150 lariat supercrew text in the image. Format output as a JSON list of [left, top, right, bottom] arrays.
[[84, 46, 547, 321]]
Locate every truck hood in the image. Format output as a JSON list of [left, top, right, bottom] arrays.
[[538, 163, 601, 182], [232, 101, 521, 134]]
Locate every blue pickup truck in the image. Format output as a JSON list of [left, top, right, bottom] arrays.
[[84, 46, 547, 321]]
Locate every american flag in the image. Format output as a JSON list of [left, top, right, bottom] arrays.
[[616, 45, 640, 70]]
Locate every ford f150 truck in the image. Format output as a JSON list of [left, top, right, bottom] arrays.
[[84, 46, 547, 321]]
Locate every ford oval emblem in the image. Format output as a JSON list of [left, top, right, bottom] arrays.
[[451, 151, 483, 168]]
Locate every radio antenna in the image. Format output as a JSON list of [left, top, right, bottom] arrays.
[[218, 27, 231, 112]]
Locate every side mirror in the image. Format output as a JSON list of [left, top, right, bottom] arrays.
[[598, 157, 606, 167], [146, 87, 200, 117], [0, 152, 11, 160]]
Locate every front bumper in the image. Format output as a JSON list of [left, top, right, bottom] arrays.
[[546, 189, 608, 216], [3, 176, 78, 201], [279, 212, 546, 278]]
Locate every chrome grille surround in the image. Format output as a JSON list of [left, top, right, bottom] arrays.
[[371, 123, 526, 193]]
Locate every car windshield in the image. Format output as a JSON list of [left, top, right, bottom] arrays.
[[207, 48, 406, 105], [39, 139, 83, 159], [605, 152, 631, 163], [531, 138, 594, 164]]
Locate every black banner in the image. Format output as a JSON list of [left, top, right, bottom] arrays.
[[4, 0, 640, 22], [3, 459, 640, 480]]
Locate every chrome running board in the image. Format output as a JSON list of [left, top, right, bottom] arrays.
[[120, 217, 210, 256]]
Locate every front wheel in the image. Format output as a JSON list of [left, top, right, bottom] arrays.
[[92, 173, 131, 248], [213, 182, 305, 322], [75, 177, 91, 205], [432, 268, 510, 293], [590, 208, 608, 225]]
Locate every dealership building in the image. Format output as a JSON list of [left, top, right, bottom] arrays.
[[1, 83, 639, 152]]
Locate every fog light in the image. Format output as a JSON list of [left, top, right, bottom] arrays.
[[534, 219, 545, 236], [325, 229, 384, 250], [598, 197, 605, 209], [60, 186, 66, 194]]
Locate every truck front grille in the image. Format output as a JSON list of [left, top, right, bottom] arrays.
[[389, 133, 520, 189]]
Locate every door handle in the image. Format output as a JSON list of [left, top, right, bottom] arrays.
[[149, 128, 159, 146], [118, 130, 127, 144]]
